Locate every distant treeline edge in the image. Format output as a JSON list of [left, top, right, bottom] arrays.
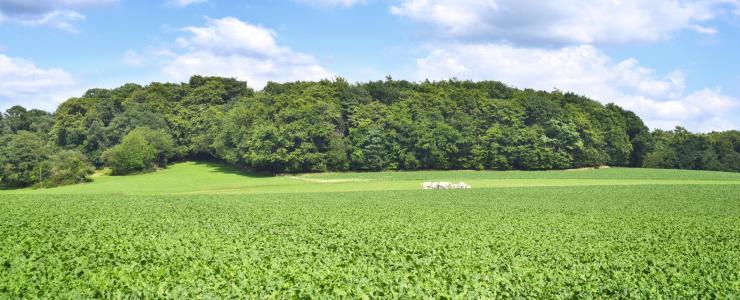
[[1, 76, 738, 188]]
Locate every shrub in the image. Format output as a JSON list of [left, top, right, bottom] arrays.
[[37, 150, 95, 188], [103, 128, 174, 175], [0, 131, 51, 188]]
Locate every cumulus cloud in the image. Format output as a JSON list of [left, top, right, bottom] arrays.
[[618, 89, 739, 132], [391, 0, 736, 45], [0, 54, 81, 112], [0, 0, 117, 31], [176, 18, 288, 57], [162, 17, 332, 89], [414, 43, 739, 131]]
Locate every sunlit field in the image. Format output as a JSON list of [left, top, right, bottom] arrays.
[[6, 161, 740, 195], [2, 162, 739, 297]]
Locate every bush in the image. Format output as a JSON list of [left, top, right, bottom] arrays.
[[102, 128, 174, 175], [36, 150, 95, 188], [0, 131, 51, 188]]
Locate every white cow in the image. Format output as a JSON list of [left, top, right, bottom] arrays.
[[421, 181, 471, 190]]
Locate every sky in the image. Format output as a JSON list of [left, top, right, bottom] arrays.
[[1, 0, 739, 132]]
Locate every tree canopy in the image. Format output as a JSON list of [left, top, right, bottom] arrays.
[[1, 76, 738, 189], [102, 127, 175, 175]]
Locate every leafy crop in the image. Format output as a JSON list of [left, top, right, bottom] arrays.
[[1, 183, 739, 298]]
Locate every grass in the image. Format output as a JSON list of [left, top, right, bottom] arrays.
[[4, 161, 740, 195], [1, 162, 740, 297]]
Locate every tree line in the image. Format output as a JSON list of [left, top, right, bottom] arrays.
[[1, 76, 738, 189]]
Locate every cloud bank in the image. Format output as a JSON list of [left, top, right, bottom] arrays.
[[0, 0, 117, 31], [390, 0, 735, 45], [162, 17, 332, 89], [0, 54, 81, 112]]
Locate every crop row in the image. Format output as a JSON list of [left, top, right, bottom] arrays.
[[1, 185, 739, 298]]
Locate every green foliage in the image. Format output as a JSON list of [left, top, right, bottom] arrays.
[[106, 107, 169, 144], [348, 102, 393, 170], [1, 180, 739, 297], [0, 131, 52, 188], [645, 127, 736, 172], [1, 106, 53, 136], [217, 81, 344, 173], [51, 84, 134, 166], [37, 150, 95, 188], [3, 75, 739, 190], [102, 128, 174, 175], [617, 107, 655, 167], [5, 161, 740, 195], [36, 76, 737, 175], [186, 75, 254, 105], [709, 130, 740, 172]]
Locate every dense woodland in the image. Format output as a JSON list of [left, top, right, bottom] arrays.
[[1, 76, 738, 189]]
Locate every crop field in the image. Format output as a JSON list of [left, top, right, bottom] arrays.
[[1, 162, 740, 298]]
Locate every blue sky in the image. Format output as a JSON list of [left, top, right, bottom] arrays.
[[1, 0, 739, 132]]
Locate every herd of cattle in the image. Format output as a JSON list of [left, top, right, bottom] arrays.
[[422, 182, 472, 190]]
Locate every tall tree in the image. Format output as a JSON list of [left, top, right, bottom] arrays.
[[0, 131, 52, 188]]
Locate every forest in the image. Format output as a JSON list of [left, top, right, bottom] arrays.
[[1, 76, 738, 189]]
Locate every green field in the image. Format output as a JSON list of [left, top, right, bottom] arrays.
[[6, 161, 740, 195], [1, 162, 740, 298]]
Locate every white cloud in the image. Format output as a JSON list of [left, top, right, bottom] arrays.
[[17, 10, 85, 32], [162, 17, 332, 89], [391, 0, 736, 45], [165, 0, 207, 7], [414, 43, 739, 131], [0, 54, 81, 112], [0, 0, 117, 31], [177, 17, 288, 57], [164, 52, 331, 89], [618, 89, 739, 132]]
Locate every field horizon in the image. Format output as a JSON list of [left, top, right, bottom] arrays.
[[4, 161, 740, 196]]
